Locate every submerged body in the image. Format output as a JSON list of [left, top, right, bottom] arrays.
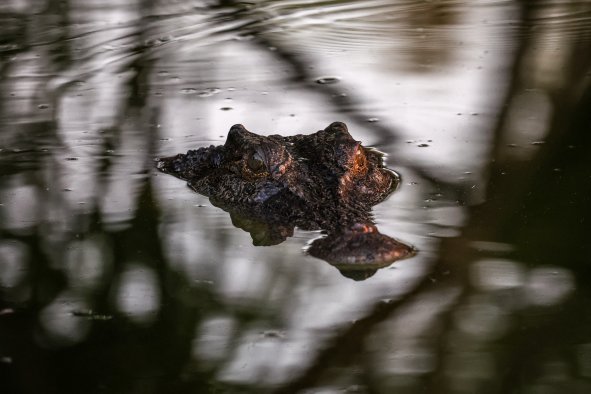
[[156, 122, 413, 279]]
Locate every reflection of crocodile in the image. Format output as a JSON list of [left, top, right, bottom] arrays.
[[156, 122, 414, 280]]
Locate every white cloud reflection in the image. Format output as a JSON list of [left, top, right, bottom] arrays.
[[0, 239, 28, 289], [525, 266, 574, 307]]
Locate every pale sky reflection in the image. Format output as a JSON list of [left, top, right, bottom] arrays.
[[114, 264, 161, 324]]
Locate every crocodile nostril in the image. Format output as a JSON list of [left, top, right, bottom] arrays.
[[327, 121, 348, 133], [225, 124, 249, 147], [229, 124, 246, 133]]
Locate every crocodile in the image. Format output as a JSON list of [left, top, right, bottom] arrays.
[[156, 122, 414, 280]]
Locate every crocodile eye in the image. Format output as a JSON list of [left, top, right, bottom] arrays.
[[247, 152, 265, 173]]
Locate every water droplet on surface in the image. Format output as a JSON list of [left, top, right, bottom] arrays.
[[65, 157, 79, 161], [418, 143, 429, 147], [531, 141, 545, 145], [220, 107, 233, 111], [367, 117, 379, 123], [180, 88, 197, 94], [38, 104, 49, 109], [316, 76, 341, 85]]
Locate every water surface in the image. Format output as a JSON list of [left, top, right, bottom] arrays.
[[1, 1, 591, 393]]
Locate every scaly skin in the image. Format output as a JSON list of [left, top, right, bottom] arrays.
[[156, 122, 414, 280]]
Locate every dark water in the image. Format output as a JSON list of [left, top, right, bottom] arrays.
[[1, 1, 591, 393]]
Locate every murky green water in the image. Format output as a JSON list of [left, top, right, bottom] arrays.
[[1, 1, 591, 393]]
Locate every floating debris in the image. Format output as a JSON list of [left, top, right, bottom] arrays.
[[70, 310, 113, 321]]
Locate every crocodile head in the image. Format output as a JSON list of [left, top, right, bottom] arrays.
[[156, 122, 414, 279]]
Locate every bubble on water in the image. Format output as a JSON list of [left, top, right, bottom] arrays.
[[198, 88, 221, 97], [260, 330, 285, 339], [367, 117, 379, 123], [65, 157, 79, 161], [180, 88, 197, 94], [38, 104, 49, 109], [157, 71, 169, 76], [418, 143, 429, 147], [316, 76, 341, 85]]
